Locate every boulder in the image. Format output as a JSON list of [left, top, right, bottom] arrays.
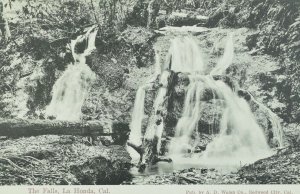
[[70, 145, 132, 185]]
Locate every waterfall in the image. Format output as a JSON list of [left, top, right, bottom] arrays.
[[164, 36, 206, 73], [128, 85, 148, 163], [45, 25, 98, 121], [166, 35, 276, 167], [129, 86, 146, 146], [210, 34, 234, 75], [168, 76, 273, 166], [200, 81, 273, 166], [267, 111, 284, 147], [250, 97, 284, 147], [130, 34, 283, 169], [169, 77, 206, 154], [154, 47, 162, 75]]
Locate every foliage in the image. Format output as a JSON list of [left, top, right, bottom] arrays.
[[99, 0, 137, 30], [207, 0, 300, 123]]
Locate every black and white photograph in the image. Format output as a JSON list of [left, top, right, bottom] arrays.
[[0, 0, 299, 191]]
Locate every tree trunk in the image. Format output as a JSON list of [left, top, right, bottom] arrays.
[[147, 0, 160, 28], [127, 72, 175, 171], [0, 119, 109, 138]]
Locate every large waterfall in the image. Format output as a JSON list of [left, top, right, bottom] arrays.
[[45, 25, 98, 121], [130, 35, 284, 170], [167, 36, 274, 166]]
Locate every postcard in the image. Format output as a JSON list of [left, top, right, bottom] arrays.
[[0, 0, 299, 194]]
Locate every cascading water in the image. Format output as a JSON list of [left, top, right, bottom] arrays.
[[200, 81, 273, 166], [169, 78, 206, 155], [250, 97, 284, 147], [164, 36, 205, 74], [210, 34, 234, 76], [130, 34, 284, 173], [164, 36, 210, 155], [128, 48, 170, 161], [45, 25, 98, 121], [166, 34, 275, 167], [129, 86, 147, 146]]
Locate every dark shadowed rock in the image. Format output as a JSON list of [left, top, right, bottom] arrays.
[[70, 145, 132, 185]]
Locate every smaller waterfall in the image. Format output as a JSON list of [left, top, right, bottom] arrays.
[[154, 47, 162, 75], [250, 97, 284, 147], [164, 36, 206, 73], [267, 111, 284, 147], [45, 25, 98, 121], [210, 34, 234, 75], [129, 86, 146, 146]]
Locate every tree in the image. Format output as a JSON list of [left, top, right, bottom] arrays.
[[0, 0, 11, 42]]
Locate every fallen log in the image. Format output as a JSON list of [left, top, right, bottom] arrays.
[[0, 119, 110, 138], [167, 12, 209, 27], [178, 175, 199, 184]]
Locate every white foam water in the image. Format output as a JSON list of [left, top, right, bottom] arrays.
[[169, 77, 206, 155], [250, 97, 284, 147], [130, 34, 283, 170], [45, 25, 98, 121], [164, 36, 206, 74], [210, 34, 234, 75], [166, 34, 275, 167], [129, 86, 146, 146], [200, 81, 273, 166]]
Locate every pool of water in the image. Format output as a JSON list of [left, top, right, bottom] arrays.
[[130, 155, 240, 178]]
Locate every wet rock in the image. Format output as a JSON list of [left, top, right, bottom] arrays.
[[212, 75, 237, 90], [200, 168, 208, 174], [238, 89, 252, 101], [197, 100, 223, 134], [174, 72, 189, 97], [70, 145, 132, 185], [144, 85, 157, 116]]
